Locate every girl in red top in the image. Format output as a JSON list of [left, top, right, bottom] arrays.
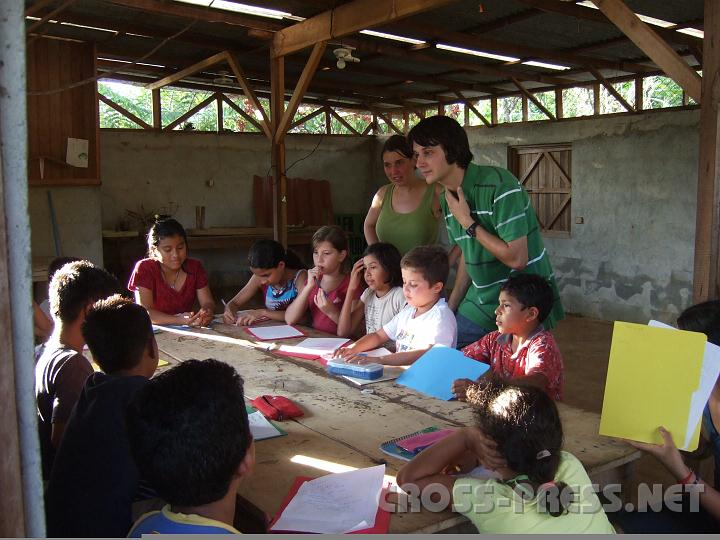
[[128, 219, 215, 327], [284, 225, 362, 335]]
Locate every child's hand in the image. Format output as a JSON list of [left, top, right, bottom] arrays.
[[196, 308, 214, 327], [442, 452, 479, 475], [465, 427, 507, 472], [314, 289, 338, 317], [627, 427, 689, 481], [333, 346, 354, 359], [345, 353, 370, 365], [451, 378, 474, 401], [184, 311, 204, 326], [305, 267, 322, 290], [222, 304, 237, 324], [236, 309, 268, 326], [348, 259, 365, 292]]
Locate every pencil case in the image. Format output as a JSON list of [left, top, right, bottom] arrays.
[[326, 359, 384, 380], [250, 395, 304, 421]]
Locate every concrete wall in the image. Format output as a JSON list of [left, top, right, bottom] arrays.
[[29, 186, 103, 265], [434, 109, 699, 324], [98, 131, 376, 288]]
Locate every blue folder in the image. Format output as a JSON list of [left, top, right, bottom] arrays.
[[396, 345, 490, 400]]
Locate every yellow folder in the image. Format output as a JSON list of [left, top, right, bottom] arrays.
[[599, 321, 705, 450]]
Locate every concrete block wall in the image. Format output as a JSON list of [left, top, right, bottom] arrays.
[[375, 109, 698, 324], [98, 131, 376, 288]]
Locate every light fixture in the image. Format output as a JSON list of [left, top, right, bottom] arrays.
[[359, 30, 426, 45], [334, 47, 360, 69], [522, 60, 571, 71], [172, 0, 296, 20], [436, 43, 519, 62]]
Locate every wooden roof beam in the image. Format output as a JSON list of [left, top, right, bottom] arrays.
[[103, 0, 283, 32], [516, 0, 703, 50], [589, 68, 634, 112], [387, 20, 653, 73], [593, 0, 702, 103], [271, 0, 457, 57], [512, 78, 556, 120], [146, 51, 230, 90]]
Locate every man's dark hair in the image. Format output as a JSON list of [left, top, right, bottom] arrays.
[[47, 256, 81, 283], [126, 359, 252, 507], [407, 115, 473, 169], [467, 377, 569, 517], [82, 295, 154, 374], [248, 239, 306, 271], [363, 242, 403, 288], [401, 245, 449, 287], [49, 261, 120, 324], [500, 273, 554, 323], [677, 300, 720, 346]]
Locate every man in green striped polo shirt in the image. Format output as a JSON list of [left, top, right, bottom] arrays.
[[408, 116, 564, 348]]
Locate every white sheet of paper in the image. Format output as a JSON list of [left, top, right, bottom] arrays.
[[248, 324, 303, 340], [248, 411, 283, 441], [648, 320, 720, 450], [279, 337, 350, 356], [66, 137, 89, 168], [271, 465, 384, 534], [343, 366, 405, 386]]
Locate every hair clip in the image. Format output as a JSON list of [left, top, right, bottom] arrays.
[[536, 449, 551, 460]]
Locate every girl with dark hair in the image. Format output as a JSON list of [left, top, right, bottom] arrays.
[[285, 225, 362, 334], [396, 378, 615, 534], [364, 135, 442, 256], [128, 219, 215, 327], [337, 242, 405, 341], [222, 239, 307, 326]]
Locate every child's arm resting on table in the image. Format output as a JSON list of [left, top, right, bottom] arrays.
[[334, 330, 386, 359]]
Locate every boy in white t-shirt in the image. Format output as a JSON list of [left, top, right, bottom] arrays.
[[335, 246, 456, 366]]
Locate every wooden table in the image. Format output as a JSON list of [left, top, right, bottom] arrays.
[[154, 322, 640, 534]]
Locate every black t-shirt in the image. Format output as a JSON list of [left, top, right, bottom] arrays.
[[45, 372, 149, 537]]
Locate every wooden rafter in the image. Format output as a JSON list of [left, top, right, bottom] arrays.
[[377, 112, 404, 136], [590, 69, 634, 112], [328, 108, 361, 135], [593, 0, 702, 103], [453, 91, 491, 127], [226, 52, 271, 138], [221, 94, 265, 133], [274, 41, 327, 143], [104, 0, 282, 32], [26, 0, 58, 17], [390, 19, 653, 73], [146, 51, 228, 91], [516, 0, 703, 50], [512, 78, 556, 120], [290, 106, 327, 130], [27, 0, 78, 35], [163, 92, 217, 131], [98, 93, 152, 129], [271, 0, 457, 57]]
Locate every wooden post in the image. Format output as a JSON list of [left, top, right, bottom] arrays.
[[437, 103, 444, 116], [555, 88, 564, 119], [593, 82, 601, 115], [635, 76, 643, 111], [463, 103, 469, 127], [325, 109, 332, 134], [692, 0, 720, 301], [216, 94, 223, 132], [403, 109, 409, 133], [152, 88, 161, 130], [491, 97, 498, 125], [372, 113, 378, 135], [270, 55, 287, 246], [522, 95, 529, 121]]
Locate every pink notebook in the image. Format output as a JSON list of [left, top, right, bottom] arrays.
[[396, 428, 455, 453]]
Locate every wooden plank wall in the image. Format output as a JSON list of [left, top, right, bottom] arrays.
[[27, 38, 99, 186]]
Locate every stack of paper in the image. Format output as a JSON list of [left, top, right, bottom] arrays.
[[270, 465, 385, 533], [599, 321, 717, 451], [277, 337, 350, 359], [247, 410, 286, 441], [245, 324, 304, 340]]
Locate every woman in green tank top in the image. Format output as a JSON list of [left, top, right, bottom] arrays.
[[364, 135, 441, 256]]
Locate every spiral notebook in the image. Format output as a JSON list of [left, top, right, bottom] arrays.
[[380, 427, 454, 461]]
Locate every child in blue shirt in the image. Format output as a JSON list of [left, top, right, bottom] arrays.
[[127, 359, 260, 535]]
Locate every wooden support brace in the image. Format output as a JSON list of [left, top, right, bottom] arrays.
[[225, 52, 271, 139], [328, 108, 360, 135], [590, 68, 635, 112], [152, 88, 161, 129], [290, 106, 327, 130], [99, 93, 152, 129], [221, 94, 265, 132], [163, 92, 217, 131], [377, 113, 404, 136], [512, 78, 556, 120], [146, 51, 228, 91], [274, 41, 327, 144], [454, 91, 491, 127]]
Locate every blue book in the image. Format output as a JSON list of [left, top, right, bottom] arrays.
[[396, 345, 490, 400]]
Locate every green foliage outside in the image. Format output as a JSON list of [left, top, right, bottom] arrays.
[[98, 74, 696, 134]]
